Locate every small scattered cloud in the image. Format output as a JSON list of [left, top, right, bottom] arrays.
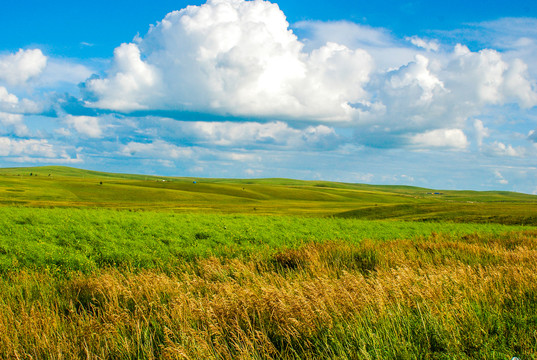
[[0, 137, 55, 157], [406, 36, 440, 52], [352, 172, 374, 183], [494, 170, 509, 185], [0, 49, 47, 86], [225, 152, 259, 162], [64, 115, 104, 138], [54, 127, 72, 136], [0, 86, 17, 104], [178, 121, 340, 150], [0, 86, 42, 114], [0, 136, 80, 164], [0, 112, 29, 136], [156, 159, 175, 168], [463, 17, 537, 54], [121, 140, 194, 160], [400, 174, 415, 183], [409, 129, 468, 149], [6, 154, 83, 164], [245, 168, 262, 176], [482, 141, 525, 157], [37, 58, 94, 87], [473, 119, 490, 147]]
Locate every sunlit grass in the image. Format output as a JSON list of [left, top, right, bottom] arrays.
[[1, 166, 536, 358], [0, 230, 536, 358], [0, 206, 531, 272]]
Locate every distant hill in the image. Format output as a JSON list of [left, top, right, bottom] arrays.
[[0, 166, 536, 224]]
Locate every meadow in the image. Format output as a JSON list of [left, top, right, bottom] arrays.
[[0, 166, 536, 359], [1, 165, 536, 223]]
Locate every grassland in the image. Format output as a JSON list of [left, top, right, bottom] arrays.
[[1, 165, 536, 223], [0, 206, 531, 273], [0, 166, 536, 359], [1, 226, 536, 359]]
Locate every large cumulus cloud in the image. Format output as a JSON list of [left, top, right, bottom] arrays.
[[82, 0, 537, 152], [84, 0, 373, 121], [360, 44, 537, 146]]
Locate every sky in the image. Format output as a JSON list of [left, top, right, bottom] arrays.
[[1, 0, 537, 193]]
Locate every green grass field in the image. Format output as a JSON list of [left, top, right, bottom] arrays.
[[0, 206, 531, 273], [0, 166, 536, 359], [1, 165, 536, 223]]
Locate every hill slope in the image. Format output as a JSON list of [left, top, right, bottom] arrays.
[[0, 166, 536, 223]]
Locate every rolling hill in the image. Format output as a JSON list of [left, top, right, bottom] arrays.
[[0, 165, 536, 223]]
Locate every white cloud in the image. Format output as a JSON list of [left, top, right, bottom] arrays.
[[473, 119, 490, 147], [6, 154, 83, 164], [294, 20, 417, 70], [226, 152, 259, 162], [85, 43, 160, 111], [407, 36, 440, 52], [400, 174, 415, 183], [54, 127, 71, 136], [477, 18, 537, 47], [80, 1, 537, 151], [0, 51, 90, 117], [64, 115, 104, 138], [0, 86, 17, 104], [0, 112, 28, 136], [483, 141, 524, 157], [464, 18, 537, 78], [529, 129, 537, 143], [494, 170, 509, 185], [245, 168, 262, 176], [447, 46, 506, 105], [121, 140, 193, 159], [37, 59, 93, 87], [0, 137, 56, 158], [179, 120, 339, 149], [84, 0, 373, 121], [502, 58, 537, 108], [359, 54, 452, 134], [352, 172, 374, 183], [0, 49, 47, 86], [0, 86, 42, 114], [387, 54, 445, 104], [444, 44, 537, 107], [296, 20, 395, 50], [361, 44, 537, 142], [409, 128, 468, 149]]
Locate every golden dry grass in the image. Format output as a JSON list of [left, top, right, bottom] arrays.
[[1, 231, 536, 359]]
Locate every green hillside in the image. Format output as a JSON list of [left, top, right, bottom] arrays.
[[1, 166, 537, 359], [0, 165, 536, 223]]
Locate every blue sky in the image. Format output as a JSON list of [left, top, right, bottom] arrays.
[[1, 0, 537, 193]]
